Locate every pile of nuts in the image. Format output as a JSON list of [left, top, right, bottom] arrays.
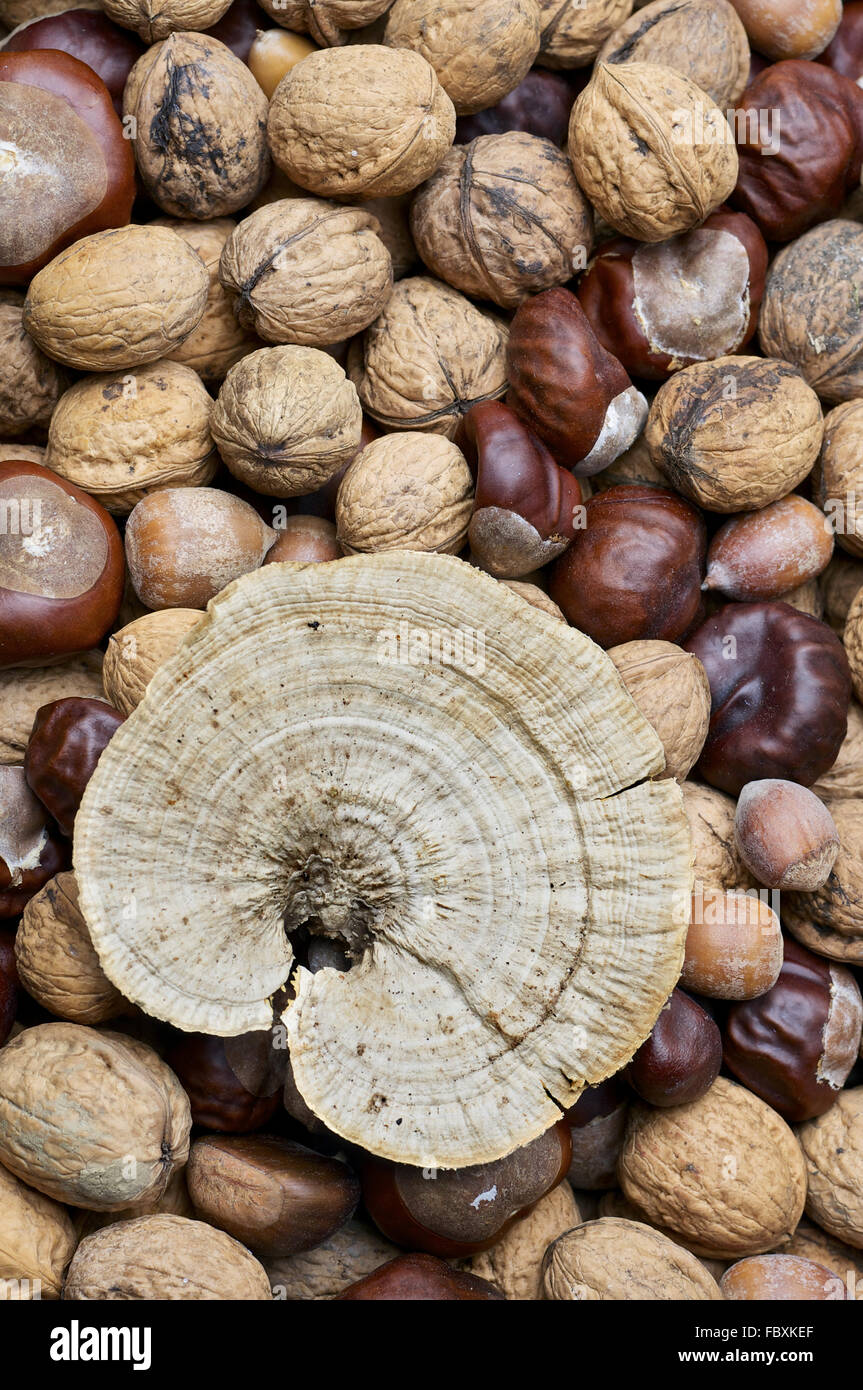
[[2, 0, 863, 1304]]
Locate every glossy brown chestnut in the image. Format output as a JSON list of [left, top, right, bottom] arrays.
[[263, 516, 341, 566], [24, 698, 125, 837], [0, 925, 18, 1045], [548, 485, 706, 648], [0, 765, 69, 919], [684, 602, 851, 794], [563, 1075, 629, 1190], [361, 1121, 571, 1258], [455, 67, 579, 146], [730, 60, 863, 243], [187, 1134, 360, 1258], [506, 287, 646, 476], [206, 0, 269, 60], [820, 1, 863, 82], [724, 937, 863, 1122], [336, 1253, 504, 1301], [626, 989, 722, 1108], [0, 50, 135, 284], [166, 1030, 284, 1133], [577, 209, 768, 381], [0, 461, 125, 668], [461, 401, 582, 578], [0, 8, 144, 115]]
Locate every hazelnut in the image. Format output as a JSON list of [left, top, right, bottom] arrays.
[[563, 1078, 629, 1190], [815, 401, 863, 559], [734, 780, 839, 890], [548, 485, 706, 648], [212, 346, 362, 497], [799, 1088, 863, 1249], [336, 1252, 504, 1300], [104, 0, 233, 41], [682, 889, 783, 1000], [464, 1182, 582, 1302], [0, 765, 68, 918], [166, 1030, 284, 1133], [124, 32, 270, 218], [347, 277, 508, 437], [125, 487, 276, 610], [16, 871, 127, 1025], [455, 67, 576, 145], [724, 937, 863, 1123], [410, 132, 593, 309], [23, 225, 210, 373], [606, 641, 710, 780], [626, 988, 722, 1108], [0, 1162, 77, 1300], [103, 610, 202, 716], [25, 697, 124, 837], [0, 49, 135, 285], [265, 517, 341, 566], [65, 1214, 272, 1300], [0, 8, 144, 116], [538, 0, 634, 68], [782, 799, 863, 964], [0, 460, 125, 668], [247, 27, 316, 98], [257, 0, 392, 47], [267, 45, 455, 198], [568, 62, 738, 243], [727, 0, 841, 61], [721, 1253, 846, 1301], [543, 1218, 723, 1301], [681, 780, 757, 892], [704, 495, 834, 603], [646, 357, 823, 514], [0, 292, 66, 437], [598, 0, 750, 108], [506, 288, 647, 475], [336, 433, 473, 555]]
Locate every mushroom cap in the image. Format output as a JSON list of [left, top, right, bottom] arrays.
[[75, 553, 692, 1168]]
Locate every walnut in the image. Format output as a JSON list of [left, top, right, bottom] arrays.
[[266, 1218, 400, 1300], [813, 702, 863, 802], [543, 1217, 723, 1300], [0, 291, 66, 437], [336, 433, 473, 554], [607, 640, 710, 780], [501, 580, 567, 622], [347, 276, 508, 437], [783, 798, 863, 964], [592, 432, 668, 492], [0, 1162, 77, 1300], [645, 357, 823, 513], [466, 1182, 582, 1301], [799, 1088, 863, 1250], [783, 1216, 863, 1298], [73, 1169, 195, 1241], [814, 401, 863, 559], [45, 360, 216, 515], [0, 444, 44, 464], [360, 195, 417, 280], [218, 200, 392, 347], [619, 1077, 808, 1259], [0, 1024, 191, 1210], [103, 610, 202, 715], [681, 781, 757, 893], [821, 555, 863, 634], [258, 0, 393, 47], [151, 219, 259, 383], [64, 1214, 272, 1299], [410, 132, 593, 309], [266, 45, 455, 198], [384, 0, 540, 116], [16, 873, 127, 1025], [780, 579, 824, 619], [103, 0, 232, 40], [845, 592, 863, 705], [569, 62, 738, 242], [124, 33, 270, 218], [597, 0, 750, 109], [0, 653, 103, 764], [23, 225, 209, 373], [212, 346, 362, 498], [539, 0, 634, 68]]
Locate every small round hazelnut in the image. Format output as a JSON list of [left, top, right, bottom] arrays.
[[265, 517, 341, 567], [336, 1252, 504, 1300], [598, 0, 750, 107], [0, 765, 69, 919], [538, 0, 634, 69], [0, 292, 66, 437], [246, 27, 316, 97], [606, 641, 710, 780], [103, 610, 202, 716], [563, 1078, 629, 1191], [727, 0, 841, 61], [166, 1030, 283, 1133], [721, 1253, 846, 1301], [25, 697, 125, 837], [125, 488, 277, 610], [682, 889, 783, 1000], [704, 495, 834, 603], [336, 434, 473, 556], [734, 780, 840, 891], [799, 1088, 863, 1249], [16, 871, 127, 1025], [626, 988, 722, 1109]]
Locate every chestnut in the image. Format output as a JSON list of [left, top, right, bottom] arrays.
[[724, 937, 863, 1123], [361, 1121, 571, 1258], [186, 1134, 360, 1258], [461, 401, 582, 578], [563, 1076, 629, 1190], [0, 49, 135, 283], [166, 1030, 284, 1133], [0, 925, 18, 1045], [625, 989, 722, 1108], [820, 1, 863, 82], [336, 1252, 504, 1300], [0, 8, 144, 115], [735, 780, 840, 891], [0, 765, 69, 919], [721, 1253, 847, 1301], [683, 889, 783, 1000], [684, 602, 851, 794], [0, 461, 125, 669], [506, 287, 647, 476], [455, 67, 579, 146], [548, 485, 706, 649], [24, 698, 125, 837], [577, 209, 768, 382], [205, 0, 268, 60], [703, 495, 834, 603]]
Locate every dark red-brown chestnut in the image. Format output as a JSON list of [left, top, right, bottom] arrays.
[[336, 1253, 505, 1300], [0, 926, 18, 1045], [819, 1, 863, 82], [563, 1076, 629, 1190], [626, 988, 722, 1108], [205, 0, 268, 60], [455, 67, 580, 146], [166, 1030, 284, 1133], [25, 698, 125, 837], [0, 765, 69, 920], [0, 8, 144, 115]]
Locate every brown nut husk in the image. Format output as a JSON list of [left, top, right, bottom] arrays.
[[543, 1217, 723, 1300], [783, 798, 863, 964], [619, 1077, 807, 1258], [151, 219, 259, 383], [568, 63, 738, 243], [347, 276, 508, 437], [0, 1023, 191, 1210], [218, 200, 392, 348], [812, 702, 863, 802], [539, 0, 634, 68], [103, 0, 232, 40], [73, 553, 693, 1168], [384, 0, 540, 117], [103, 611, 202, 716], [64, 1213, 272, 1299], [799, 1088, 863, 1249], [16, 873, 127, 1025], [410, 132, 593, 309], [124, 33, 270, 219], [212, 347, 362, 498], [0, 291, 66, 437], [0, 653, 103, 764], [465, 1182, 581, 1301], [814, 401, 863, 559], [0, 1162, 77, 1300], [45, 361, 216, 515], [335, 433, 472, 555], [266, 1217, 400, 1300], [681, 780, 757, 892], [597, 0, 750, 109], [266, 45, 455, 198], [645, 356, 823, 513], [23, 226, 209, 373], [258, 0, 393, 46], [607, 641, 710, 780]]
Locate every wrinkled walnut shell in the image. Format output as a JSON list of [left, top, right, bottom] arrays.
[[597, 0, 750, 108], [543, 1217, 723, 1300], [336, 433, 473, 555], [16, 871, 128, 1024], [607, 641, 710, 780]]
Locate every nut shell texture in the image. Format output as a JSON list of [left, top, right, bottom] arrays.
[[65, 1213, 272, 1299], [104, 0, 232, 42], [597, 0, 750, 108], [336, 433, 473, 554], [0, 1162, 77, 1299], [799, 1089, 863, 1248], [543, 1217, 722, 1300]]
